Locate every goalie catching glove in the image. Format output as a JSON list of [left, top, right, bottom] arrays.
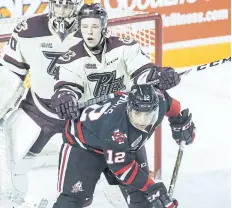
[[133, 67, 180, 90], [169, 109, 196, 145], [145, 182, 178, 208], [51, 91, 80, 120]]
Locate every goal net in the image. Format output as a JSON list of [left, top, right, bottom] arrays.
[[0, 12, 163, 178]]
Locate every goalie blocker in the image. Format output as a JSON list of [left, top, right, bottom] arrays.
[[53, 84, 195, 208]]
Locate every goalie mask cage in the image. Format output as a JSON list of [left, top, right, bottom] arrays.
[[0, 12, 163, 179]]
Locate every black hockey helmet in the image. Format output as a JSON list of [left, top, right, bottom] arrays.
[[128, 85, 159, 130], [78, 3, 108, 35], [128, 84, 159, 112]]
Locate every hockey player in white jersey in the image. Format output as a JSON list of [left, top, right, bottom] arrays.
[[0, 0, 85, 201], [52, 3, 181, 114], [51, 3, 181, 207]]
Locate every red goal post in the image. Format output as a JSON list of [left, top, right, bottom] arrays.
[[0, 12, 163, 178]]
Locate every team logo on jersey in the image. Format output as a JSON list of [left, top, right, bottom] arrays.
[[119, 36, 134, 44], [87, 70, 126, 98], [15, 20, 28, 32], [43, 51, 64, 77], [59, 50, 76, 62], [71, 181, 84, 193], [112, 130, 127, 144]]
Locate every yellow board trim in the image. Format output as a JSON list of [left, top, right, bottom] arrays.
[[163, 42, 231, 68], [84, 0, 94, 3]]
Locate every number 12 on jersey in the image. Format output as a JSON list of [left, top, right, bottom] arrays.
[[106, 150, 125, 164]]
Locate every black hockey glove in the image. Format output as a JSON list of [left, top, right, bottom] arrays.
[[51, 91, 80, 120], [145, 182, 178, 208], [153, 67, 180, 90], [169, 109, 196, 145]]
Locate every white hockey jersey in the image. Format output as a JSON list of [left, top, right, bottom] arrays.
[[55, 36, 156, 102], [1, 14, 82, 119]]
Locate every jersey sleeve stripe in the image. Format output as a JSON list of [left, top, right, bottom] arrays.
[[124, 162, 139, 185], [114, 160, 136, 176], [65, 120, 75, 145], [140, 177, 155, 192], [10, 71, 26, 80], [93, 149, 104, 154], [130, 62, 156, 79], [54, 81, 84, 93], [165, 98, 181, 117], [3, 54, 30, 70], [77, 120, 86, 144], [57, 143, 72, 193]]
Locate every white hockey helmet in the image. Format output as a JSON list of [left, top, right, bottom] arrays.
[[49, 0, 84, 33]]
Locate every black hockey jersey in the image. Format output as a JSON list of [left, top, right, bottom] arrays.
[[63, 89, 181, 192]]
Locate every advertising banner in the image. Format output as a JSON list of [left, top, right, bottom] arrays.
[[0, 0, 49, 18], [100, 0, 231, 44]]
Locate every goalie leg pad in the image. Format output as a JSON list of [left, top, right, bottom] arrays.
[[4, 108, 41, 173], [0, 68, 25, 118]]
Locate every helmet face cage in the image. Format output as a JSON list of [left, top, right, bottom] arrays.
[[78, 3, 108, 35], [128, 85, 159, 130], [49, 0, 83, 33]]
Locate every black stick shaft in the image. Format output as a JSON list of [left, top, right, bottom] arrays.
[[168, 141, 186, 198]]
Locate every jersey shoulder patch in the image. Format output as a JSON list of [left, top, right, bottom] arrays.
[[15, 14, 52, 38], [106, 36, 137, 53], [57, 40, 89, 64]]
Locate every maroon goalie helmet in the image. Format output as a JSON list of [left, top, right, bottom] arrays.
[[128, 84, 159, 130], [49, 0, 84, 33]]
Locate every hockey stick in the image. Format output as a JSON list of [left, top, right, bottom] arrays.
[[77, 93, 117, 109], [168, 141, 186, 199], [177, 57, 231, 77]]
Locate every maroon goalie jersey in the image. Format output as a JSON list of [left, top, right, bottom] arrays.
[[63, 90, 181, 192]]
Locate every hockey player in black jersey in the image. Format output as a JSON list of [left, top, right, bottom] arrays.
[[53, 84, 196, 208], [51, 3, 181, 207]]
